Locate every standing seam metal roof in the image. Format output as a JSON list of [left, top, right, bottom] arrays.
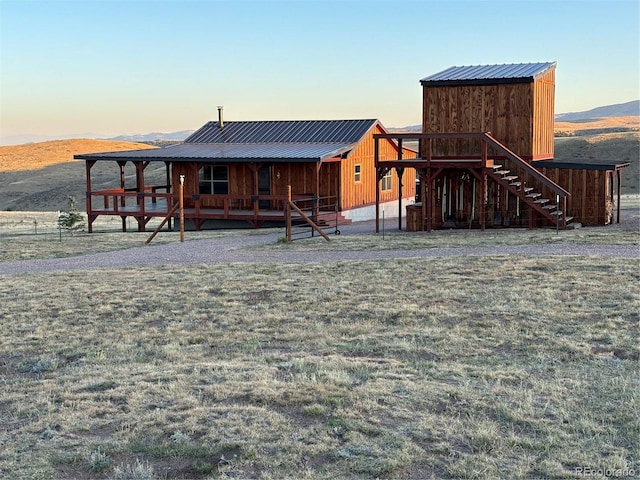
[[420, 62, 556, 86], [184, 119, 378, 144], [74, 119, 381, 163]]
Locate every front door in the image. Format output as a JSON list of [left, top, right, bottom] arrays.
[[258, 166, 271, 209]]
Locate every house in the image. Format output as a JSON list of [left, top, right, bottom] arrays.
[[75, 112, 416, 233], [374, 62, 629, 231]]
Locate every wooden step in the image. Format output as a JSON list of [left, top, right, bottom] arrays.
[[543, 205, 558, 211], [523, 187, 534, 193], [503, 175, 519, 182], [534, 198, 549, 205], [493, 170, 510, 176], [525, 192, 541, 198]]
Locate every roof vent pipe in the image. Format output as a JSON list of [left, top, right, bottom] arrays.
[[217, 106, 224, 128]]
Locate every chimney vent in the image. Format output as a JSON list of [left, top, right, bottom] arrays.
[[217, 106, 224, 128]]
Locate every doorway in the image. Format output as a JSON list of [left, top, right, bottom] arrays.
[[258, 166, 271, 209]]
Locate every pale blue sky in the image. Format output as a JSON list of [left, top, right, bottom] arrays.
[[1, 0, 638, 144]]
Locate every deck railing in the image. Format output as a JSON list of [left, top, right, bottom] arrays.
[[86, 187, 336, 232]]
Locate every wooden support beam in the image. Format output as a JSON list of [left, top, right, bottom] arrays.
[[396, 167, 404, 231], [616, 169, 622, 223], [375, 136, 380, 233], [481, 172, 486, 231], [145, 202, 180, 244], [85, 160, 96, 233]]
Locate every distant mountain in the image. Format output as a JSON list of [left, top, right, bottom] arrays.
[[108, 130, 195, 143], [555, 100, 639, 122], [0, 132, 111, 146]]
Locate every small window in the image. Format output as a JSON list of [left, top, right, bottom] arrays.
[[354, 164, 361, 183], [199, 165, 229, 194], [381, 170, 392, 191]]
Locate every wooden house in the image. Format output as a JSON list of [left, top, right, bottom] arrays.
[[75, 115, 416, 232], [375, 62, 629, 230]]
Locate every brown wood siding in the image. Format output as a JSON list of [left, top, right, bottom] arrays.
[[533, 69, 555, 160], [272, 163, 316, 196], [341, 124, 416, 210], [422, 69, 555, 161], [539, 166, 611, 226]]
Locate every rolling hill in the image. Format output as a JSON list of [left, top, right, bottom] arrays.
[[0, 139, 156, 173]]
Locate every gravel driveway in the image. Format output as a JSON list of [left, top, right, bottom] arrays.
[[1, 216, 638, 276]]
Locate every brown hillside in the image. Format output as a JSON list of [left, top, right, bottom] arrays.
[[0, 139, 156, 173], [555, 116, 640, 136]]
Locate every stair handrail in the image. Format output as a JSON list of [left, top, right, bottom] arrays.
[[482, 133, 570, 198]]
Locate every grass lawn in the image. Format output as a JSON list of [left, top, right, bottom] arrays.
[[0, 206, 638, 479], [0, 254, 638, 479]]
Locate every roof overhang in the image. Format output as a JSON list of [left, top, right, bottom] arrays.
[[75, 142, 357, 163]]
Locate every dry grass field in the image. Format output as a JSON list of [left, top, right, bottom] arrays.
[[0, 207, 639, 479]]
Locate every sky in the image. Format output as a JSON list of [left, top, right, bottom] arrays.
[[1, 0, 639, 144]]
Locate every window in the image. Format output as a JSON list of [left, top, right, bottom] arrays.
[[381, 170, 392, 191], [199, 165, 229, 194], [354, 164, 361, 183]]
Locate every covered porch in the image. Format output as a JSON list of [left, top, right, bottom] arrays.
[[83, 158, 340, 232]]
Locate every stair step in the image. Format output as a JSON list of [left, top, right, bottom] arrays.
[[534, 198, 550, 204], [523, 187, 534, 193], [494, 170, 510, 176], [543, 205, 558, 211], [565, 216, 574, 223], [509, 181, 522, 187], [526, 192, 541, 198], [503, 175, 518, 181]]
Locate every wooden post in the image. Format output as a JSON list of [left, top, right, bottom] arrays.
[[396, 168, 404, 231], [375, 136, 380, 233], [423, 172, 430, 232], [179, 174, 185, 242], [396, 140, 403, 231], [287, 185, 292, 242], [616, 169, 622, 223], [85, 160, 95, 233], [481, 172, 486, 231]]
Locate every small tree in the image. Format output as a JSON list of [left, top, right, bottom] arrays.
[[58, 196, 84, 235]]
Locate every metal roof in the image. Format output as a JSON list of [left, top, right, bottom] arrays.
[[185, 119, 378, 143], [75, 141, 359, 163], [534, 160, 630, 171], [75, 119, 381, 163], [420, 62, 556, 86]]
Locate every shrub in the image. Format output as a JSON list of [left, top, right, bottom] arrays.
[[58, 195, 84, 234]]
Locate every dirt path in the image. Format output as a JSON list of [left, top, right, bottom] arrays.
[[1, 219, 638, 276]]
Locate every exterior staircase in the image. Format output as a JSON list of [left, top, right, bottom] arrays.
[[483, 134, 573, 229], [487, 165, 573, 227]]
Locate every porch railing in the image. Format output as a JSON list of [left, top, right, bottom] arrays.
[[86, 187, 336, 231]]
